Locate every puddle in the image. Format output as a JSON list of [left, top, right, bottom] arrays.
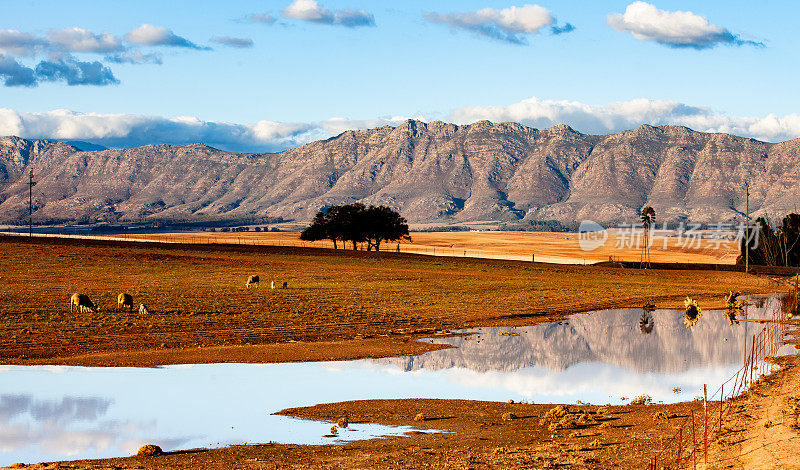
[[0, 294, 795, 466]]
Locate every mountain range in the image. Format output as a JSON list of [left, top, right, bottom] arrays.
[[1, 120, 798, 225]]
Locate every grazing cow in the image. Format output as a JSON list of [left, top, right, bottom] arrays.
[[246, 275, 260, 289], [138, 303, 150, 315], [282, 281, 288, 289], [117, 293, 134, 312], [69, 293, 98, 313], [270, 281, 275, 289]]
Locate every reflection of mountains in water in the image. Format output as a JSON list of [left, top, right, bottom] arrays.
[[386, 295, 785, 374]]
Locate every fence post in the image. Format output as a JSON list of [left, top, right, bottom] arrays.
[[719, 384, 724, 433], [677, 427, 683, 467], [750, 336, 755, 386], [691, 410, 697, 470], [704, 384, 708, 464]]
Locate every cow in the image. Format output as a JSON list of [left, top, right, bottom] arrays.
[[246, 275, 260, 289], [117, 293, 134, 312], [69, 293, 98, 313], [138, 303, 150, 315]]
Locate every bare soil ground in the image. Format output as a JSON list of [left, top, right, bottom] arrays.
[[0, 235, 772, 366], [705, 351, 800, 469]]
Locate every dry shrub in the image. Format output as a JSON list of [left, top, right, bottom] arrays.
[[653, 411, 669, 420], [414, 413, 425, 422], [587, 439, 602, 449], [598, 422, 613, 429], [630, 395, 652, 405], [137, 445, 162, 457], [502, 412, 517, 421], [540, 405, 569, 424], [576, 412, 596, 426], [548, 415, 579, 432], [337, 417, 348, 428]]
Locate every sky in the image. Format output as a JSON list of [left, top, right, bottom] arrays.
[[1, 0, 799, 152]]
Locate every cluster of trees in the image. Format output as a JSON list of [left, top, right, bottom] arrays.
[[300, 203, 410, 251], [738, 213, 800, 267]]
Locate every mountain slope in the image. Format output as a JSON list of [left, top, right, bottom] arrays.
[[0, 121, 797, 225]]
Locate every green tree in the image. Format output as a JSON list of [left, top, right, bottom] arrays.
[[362, 205, 410, 251], [737, 214, 800, 267], [300, 203, 410, 251]]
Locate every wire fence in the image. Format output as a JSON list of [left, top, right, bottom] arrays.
[[0, 231, 546, 263], [646, 295, 797, 469]]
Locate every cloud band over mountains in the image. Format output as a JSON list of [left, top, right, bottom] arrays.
[[3, 98, 800, 153]]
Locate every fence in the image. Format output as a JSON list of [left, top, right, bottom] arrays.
[[646, 296, 796, 469], [0, 231, 547, 263]]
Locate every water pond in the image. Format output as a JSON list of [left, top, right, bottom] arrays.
[[1, 294, 796, 465]]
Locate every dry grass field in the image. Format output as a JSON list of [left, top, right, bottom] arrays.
[[0, 234, 776, 365], [1, 234, 797, 470], [109, 230, 739, 265]]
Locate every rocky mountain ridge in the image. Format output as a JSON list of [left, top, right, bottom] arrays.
[[0, 121, 798, 225]]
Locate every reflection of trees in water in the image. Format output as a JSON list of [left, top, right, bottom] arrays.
[[639, 312, 654, 334], [683, 297, 702, 328], [724, 292, 743, 325]]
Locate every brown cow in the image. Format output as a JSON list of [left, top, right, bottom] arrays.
[[69, 293, 98, 313], [117, 293, 134, 312]]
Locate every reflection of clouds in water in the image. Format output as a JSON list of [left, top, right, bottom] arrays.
[[359, 362, 738, 403], [0, 395, 111, 425], [0, 394, 194, 458]]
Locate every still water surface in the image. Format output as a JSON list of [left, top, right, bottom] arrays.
[[1, 294, 795, 465]]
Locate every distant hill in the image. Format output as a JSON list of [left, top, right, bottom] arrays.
[[0, 121, 798, 225]]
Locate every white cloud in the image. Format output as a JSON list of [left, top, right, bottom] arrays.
[[47, 27, 123, 53], [0, 109, 317, 152], [4, 98, 800, 154], [245, 13, 276, 24], [282, 0, 375, 28], [105, 50, 162, 65], [124, 24, 208, 50], [425, 4, 572, 44], [0, 29, 45, 57], [210, 36, 254, 48], [320, 116, 416, 135], [607, 2, 762, 49], [448, 96, 800, 143]]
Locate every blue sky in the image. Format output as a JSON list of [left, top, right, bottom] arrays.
[[1, 0, 798, 151]]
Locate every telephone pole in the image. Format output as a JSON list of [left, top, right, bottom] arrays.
[[28, 169, 36, 237], [745, 184, 749, 274]]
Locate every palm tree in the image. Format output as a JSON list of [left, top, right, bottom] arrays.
[[640, 206, 656, 268]]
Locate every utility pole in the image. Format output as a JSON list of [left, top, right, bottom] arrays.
[[745, 184, 749, 274], [28, 169, 36, 237]]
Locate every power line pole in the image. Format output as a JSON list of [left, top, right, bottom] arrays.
[[28, 169, 36, 237], [745, 184, 749, 274]]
